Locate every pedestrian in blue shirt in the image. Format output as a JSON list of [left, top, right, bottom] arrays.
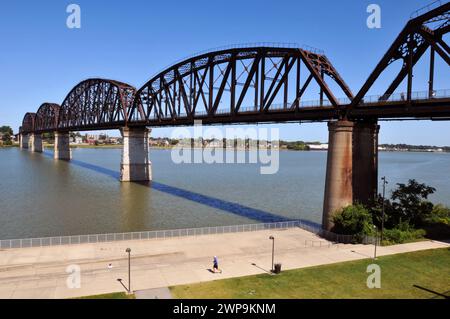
[[213, 256, 222, 273]]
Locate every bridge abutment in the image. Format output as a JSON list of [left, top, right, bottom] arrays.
[[322, 120, 379, 231], [30, 133, 43, 152], [54, 132, 72, 160], [120, 127, 152, 182]]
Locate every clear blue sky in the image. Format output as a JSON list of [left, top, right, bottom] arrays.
[[0, 0, 449, 145]]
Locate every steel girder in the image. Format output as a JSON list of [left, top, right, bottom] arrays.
[[57, 78, 136, 131], [130, 47, 353, 126], [351, 2, 450, 108], [21, 112, 36, 134], [34, 103, 61, 133]]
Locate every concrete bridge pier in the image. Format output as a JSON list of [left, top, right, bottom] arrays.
[[20, 134, 29, 149], [322, 120, 379, 231], [54, 132, 72, 160], [120, 127, 152, 182], [29, 133, 43, 152]]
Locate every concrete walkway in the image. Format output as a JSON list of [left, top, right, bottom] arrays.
[[0, 227, 448, 299], [135, 287, 172, 299]]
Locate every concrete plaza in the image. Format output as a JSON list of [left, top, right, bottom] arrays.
[[0, 227, 448, 299]]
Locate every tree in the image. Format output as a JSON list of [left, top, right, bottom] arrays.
[[369, 195, 396, 229], [391, 179, 435, 227], [43, 132, 55, 141], [0, 126, 13, 135], [331, 204, 375, 241], [0, 126, 13, 145]]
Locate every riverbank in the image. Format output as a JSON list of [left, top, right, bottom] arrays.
[[0, 227, 447, 299], [19, 143, 450, 153]]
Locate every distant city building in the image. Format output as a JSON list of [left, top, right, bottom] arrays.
[[72, 136, 83, 144], [308, 143, 328, 150]]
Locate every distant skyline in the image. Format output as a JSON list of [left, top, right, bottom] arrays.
[[1, 0, 449, 145]]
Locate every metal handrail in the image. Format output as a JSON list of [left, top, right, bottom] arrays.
[[410, 0, 442, 19], [146, 88, 450, 119], [0, 219, 362, 249]]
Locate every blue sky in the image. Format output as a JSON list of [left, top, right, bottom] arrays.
[[0, 0, 449, 145]]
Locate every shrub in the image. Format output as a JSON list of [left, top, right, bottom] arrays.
[[421, 204, 450, 240], [425, 204, 450, 225], [331, 204, 375, 242], [382, 227, 426, 245]]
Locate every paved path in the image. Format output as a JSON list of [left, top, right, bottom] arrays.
[[0, 228, 448, 298], [135, 287, 172, 299]]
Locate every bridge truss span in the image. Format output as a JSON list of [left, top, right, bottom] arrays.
[[130, 46, 354, 127], [21, 112, 36, 134], [34, 103, 61, 133], [57, 78, 137, 131]]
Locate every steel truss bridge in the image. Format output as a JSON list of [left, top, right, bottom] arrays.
[[20, 2, 450, 134]]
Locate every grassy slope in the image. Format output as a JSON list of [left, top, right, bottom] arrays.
[[170, 248, 450, 299], [76, 292, 135, 299]]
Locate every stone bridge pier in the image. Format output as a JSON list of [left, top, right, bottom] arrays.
[[322, 120, 379, 231], [120, 127, 152, 182], [54, 132, 72, 160], [29, 133, 43, 152], [20, 134, 29, 149]]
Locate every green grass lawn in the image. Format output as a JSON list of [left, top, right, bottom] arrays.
[[76, 292, 135, 299], [170, 248, 450, 299]]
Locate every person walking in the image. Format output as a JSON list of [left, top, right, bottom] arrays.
[[213, 256, 222, 273]]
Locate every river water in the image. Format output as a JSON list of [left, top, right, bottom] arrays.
[[0, 147, 449, 239]]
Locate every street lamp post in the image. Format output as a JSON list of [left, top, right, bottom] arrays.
[[126, 248, 131, 293], [373, 226, 378, 260], [381, 176, 388, 244], [269, 236, 275, 273]]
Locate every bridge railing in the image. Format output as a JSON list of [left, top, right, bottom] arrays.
[[359, 89, 450, 105], [0, 220, 368, 249], [148, 89, 450, 120], [410, 0, 443, 19]]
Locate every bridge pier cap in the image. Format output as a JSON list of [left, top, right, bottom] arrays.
[[322, 119, 379, 231], [120, 127, 152, 182]]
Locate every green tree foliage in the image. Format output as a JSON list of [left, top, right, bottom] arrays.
[[391, 179, 435, 227], [42, 132, 55, 142], [333, 180, 449, 244], [331, 204, 375, 241], [0, 126, 13, 135], [426, 204, 450, 225], [282, 140, 310, 151], [0, 126, 13, 145]]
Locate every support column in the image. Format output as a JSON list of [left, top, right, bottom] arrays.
[[120, 127, 152, 182], [322, 120, 379, 231], [30, 133, 43, 152], [352, 121, 380, 208], [20, 134, 29, 149], [54, 132, 72, 160]]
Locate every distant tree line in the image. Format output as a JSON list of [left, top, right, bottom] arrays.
[[380, 143, 450, 152]]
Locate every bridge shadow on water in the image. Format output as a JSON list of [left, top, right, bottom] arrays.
[[42, 151, 321, 226]]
